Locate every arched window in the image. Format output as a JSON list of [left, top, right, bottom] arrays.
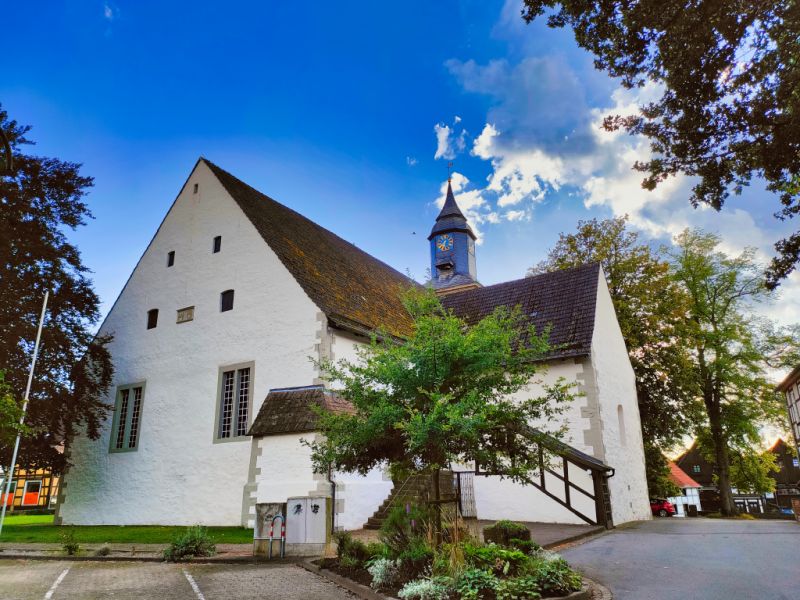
[[617, 404, 627, 447]]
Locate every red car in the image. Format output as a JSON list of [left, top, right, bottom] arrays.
[[650, 498, 676, 517]]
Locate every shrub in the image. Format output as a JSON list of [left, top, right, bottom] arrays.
[[483, 520, 531, 546], [162, 526, 216, 562], [334, 531, 371, 565], [368, 557, 401, 590], [380, 503, 434, 558], [397, 576, 454, 600], [367, 541, 390, 559], [464, 542, 529, 577], [398, 537, 435, 581], [61, 529, 80, 556], [525, 554, 582, 596], [495, 575, 542, 600], [456, 568, 498, 600], [93, 544, 111, 557], [508, 538, 541, 555]]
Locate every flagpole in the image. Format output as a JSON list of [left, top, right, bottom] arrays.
[[0, 290, 49, 536]]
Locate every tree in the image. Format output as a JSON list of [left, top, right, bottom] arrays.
[[529, 216, 697, 496], [667, 229, 790, 514], [728, 449, 779, 495], [308, 288, 574, 542], [521, 1, 800, 287], [0, 106, 113, 474]]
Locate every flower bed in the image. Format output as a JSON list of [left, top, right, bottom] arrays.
[[322, 508, 586, 600]]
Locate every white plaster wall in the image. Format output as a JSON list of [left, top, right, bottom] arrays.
[[254, 433, 392, 531], [57, 161, 323, 526], [589, 270, 651, 524], [472, 359, 597, 524], [668, 488, 701, 517]]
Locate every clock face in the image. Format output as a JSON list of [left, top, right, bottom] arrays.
[[436, 234, 454, 252]]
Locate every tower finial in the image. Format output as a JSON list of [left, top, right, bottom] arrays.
[[447, 161, 453, 182]]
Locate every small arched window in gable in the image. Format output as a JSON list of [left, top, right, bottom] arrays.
[[617, 404, 627, 447]]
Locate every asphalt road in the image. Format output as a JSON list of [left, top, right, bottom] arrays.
[[0, 560, 355, 600], [561, 517, 800, 600]]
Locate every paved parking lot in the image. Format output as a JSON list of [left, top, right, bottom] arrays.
[[562, 517, 800, 600], [0, 560, 355, 600]]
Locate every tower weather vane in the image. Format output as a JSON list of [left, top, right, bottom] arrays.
[[447, 161, 453, 182]]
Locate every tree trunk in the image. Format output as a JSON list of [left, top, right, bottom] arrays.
[[432, 468, 442, 547], [708, 398, 736, 516]]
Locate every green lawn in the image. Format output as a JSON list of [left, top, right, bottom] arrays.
[[0, 513, 253, 544]]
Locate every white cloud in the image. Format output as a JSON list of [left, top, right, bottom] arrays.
[[103, 3, 116, 21], [454, 115, 462, 124], [406, 156, 418, 167], [433, 123, 454, 160]]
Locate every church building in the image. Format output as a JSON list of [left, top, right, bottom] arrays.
[[55, 159, 650, 530]]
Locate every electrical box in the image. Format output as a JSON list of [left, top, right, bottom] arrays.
[[286, 496, 329, 545]]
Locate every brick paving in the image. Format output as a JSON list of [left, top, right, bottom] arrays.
[[0, 560, 355, 600]]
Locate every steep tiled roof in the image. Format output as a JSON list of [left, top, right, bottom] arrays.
[[247, 385, 354, 437], [667, 461, 701, 489], [442, 264, 601, 360], [204, 159, 416, 338]]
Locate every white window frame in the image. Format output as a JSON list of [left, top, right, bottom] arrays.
[[214, 362, 254, 443], [22, 480, 42, 506], [109, 382, 146, 453]]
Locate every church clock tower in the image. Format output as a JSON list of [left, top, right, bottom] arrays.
[[428, 180, 480, 294]]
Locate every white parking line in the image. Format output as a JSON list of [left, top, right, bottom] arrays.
[[43, 567, 70, 600], [182, 568, 206, 600]]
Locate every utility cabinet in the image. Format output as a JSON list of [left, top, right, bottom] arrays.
[[285, 496, 330, 555]]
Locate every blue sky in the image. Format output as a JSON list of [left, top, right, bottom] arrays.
[[4, 1, 798, 328]]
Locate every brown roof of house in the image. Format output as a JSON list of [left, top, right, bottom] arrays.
[[247, 385, 354, 437], [777, 365, 800, 392], [667, 461, 701, 489], [204, 159, 416, 339], [441, 264, 601, 359]]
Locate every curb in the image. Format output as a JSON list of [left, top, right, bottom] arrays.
[[0, 552, 297, 565], [300, 559, 393, 600], [543, 527, 606, 551], [589, 578, 613, 600]]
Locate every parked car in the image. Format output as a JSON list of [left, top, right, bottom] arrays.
[[650, 498, 676, 517]]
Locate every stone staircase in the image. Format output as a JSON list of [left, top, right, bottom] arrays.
[[363, 471, 454, 530]]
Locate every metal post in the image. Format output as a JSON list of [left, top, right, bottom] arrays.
[[0, 291, 48, 535]]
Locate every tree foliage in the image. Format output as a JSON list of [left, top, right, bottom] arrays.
[[667, 229, 793, 513], [309, 288, 574, 488], [522, 0, 800, 286], [0, 106, 113, 473], [529, 216, 697, 493]]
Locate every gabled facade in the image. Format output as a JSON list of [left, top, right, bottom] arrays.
[[56, 159, 650, 529]]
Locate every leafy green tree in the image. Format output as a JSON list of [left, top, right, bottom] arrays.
[[0, 372, 29, 449], [727, 449, 779, 495], [529, 216, 697, 496], [309, 288, 574, 542], [0, 106, 113, 474], [643, 445, 679, 499], [667, 229, 791, 514], [521, 1, 800, 287]]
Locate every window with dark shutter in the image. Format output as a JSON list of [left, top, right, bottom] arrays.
[[147, 309, 158, 330], [213, 236, 222, 253], [167, 251, 175, 267], [220, 289, 234, 312]]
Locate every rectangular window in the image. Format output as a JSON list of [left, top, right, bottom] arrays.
[[220, 289, 234, 312], [213, 236, 222, 253], [692, 465, 701, 473], [216, 364, 253, 441], [22, 481, 41, 506], [193, 183, 199, 194], [110, 383, 145, 452], [167, 251, 175, 267], [2, 481, 15, 507], [147, 309, 159, 330]]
